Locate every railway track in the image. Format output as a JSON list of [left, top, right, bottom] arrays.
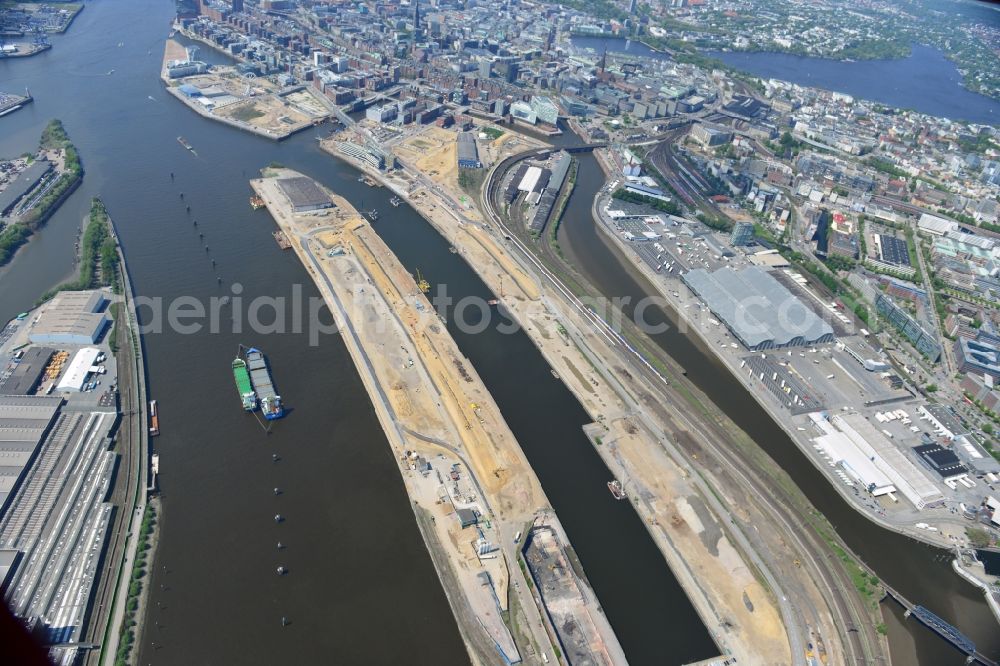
[[482, 147, 883, 665]]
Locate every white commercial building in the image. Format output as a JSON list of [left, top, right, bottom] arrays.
[[517, 166, 543, 193], [917, 213, 958, 236], [810, 413, 896, 496], [809, 412, 944, 509], [56, 348, 101, 392]]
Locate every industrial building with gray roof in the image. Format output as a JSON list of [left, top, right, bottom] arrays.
[[456, 132, 481, 169], [0, 347, 54, 396], [0, 395, 61, 515], [276, 177, 333, 212], [682, 266, 835, 350], [28, 290, 109, 346]]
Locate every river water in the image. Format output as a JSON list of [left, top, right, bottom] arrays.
[[556, 153, 1000, 664], [708, 45, 1000, 124], [0, 1, 717, 664]]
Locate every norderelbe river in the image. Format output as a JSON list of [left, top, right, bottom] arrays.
[[0, 1, 717, 665]]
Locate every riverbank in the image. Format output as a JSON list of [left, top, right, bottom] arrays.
[[326, 134, 800, 663], [93, 206, 152, 666], [488, 142, 897, 663], [251, 168, 624, 665]]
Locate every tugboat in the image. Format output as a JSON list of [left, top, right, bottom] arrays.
[[607, 479, 626, 501], [276, 566, 287, 575]]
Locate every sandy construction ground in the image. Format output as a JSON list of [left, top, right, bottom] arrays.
[[215, 96, 312, 131], [325, 129, 795, 663], [395, 126, 459, 188], [250, 169, 607, 664]]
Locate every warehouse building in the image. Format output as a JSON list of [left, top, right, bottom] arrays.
[[682, 266, 834, 350], [55, 348, 101, 393], [456, 132, 481, 169], [0, 348, 54, 396], [914, 443, 968, 482], [809, 412, 944, 509], [0, 395, 62, 516], [29, 291, 109, 346], [691, 123, 732, 147], [504, 164, 528, 203], [917, 213, 958, 236], [276, 177, 333, 212], [517, 166, 550, 194]]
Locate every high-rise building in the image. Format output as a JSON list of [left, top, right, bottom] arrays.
[[232, 0, 244, 12], [413, 0, 421, 30], [502, 62, 519, 83], [628, 0, 636, 14]]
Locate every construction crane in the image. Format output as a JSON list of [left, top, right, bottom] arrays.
[[415, 269, 430, 294]]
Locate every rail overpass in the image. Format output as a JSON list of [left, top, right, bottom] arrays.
[[881, 582, 997, 665]]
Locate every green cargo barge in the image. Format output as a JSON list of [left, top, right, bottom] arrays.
[[232, 357, 257, 411]]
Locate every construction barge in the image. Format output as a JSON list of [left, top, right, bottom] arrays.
[[273, 230, 292, 250]]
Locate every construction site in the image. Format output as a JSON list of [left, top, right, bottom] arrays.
[[324, 118, 807, 663], [250, 168, 625, 666]]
